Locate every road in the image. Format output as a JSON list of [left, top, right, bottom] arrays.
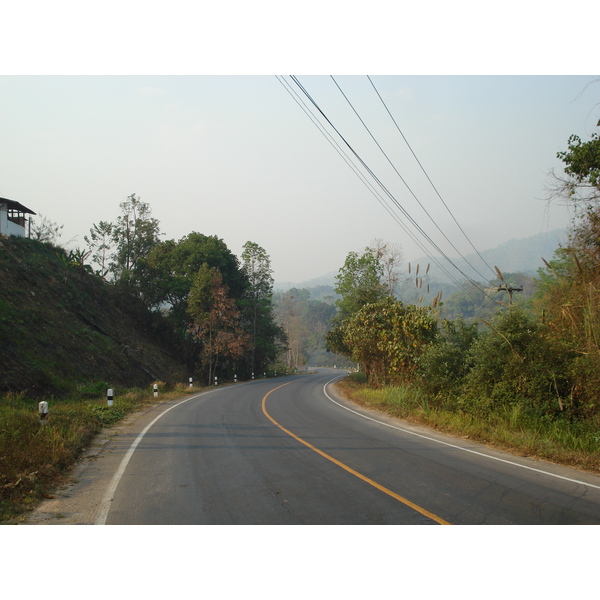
[[93, 369, 600, 525]]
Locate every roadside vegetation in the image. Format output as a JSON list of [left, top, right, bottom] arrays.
[[328, 120, 600, 475], [2, 116, 599, 522], [0, 382, 209, 522]]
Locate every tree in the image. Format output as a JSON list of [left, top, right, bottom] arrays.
[[188, 265, 250, 385], [137, 232, 248, 333], [111, 193, 161, 281], [334, 249, 386, 320], [555, 122, 600, 205], [325, 246, 387, 357], [30, 214, 63, 244], [240, 241, 285, 375], [84, 220, 113, 277], [369, 238, 404, 297], [342, 297, 437, 386]]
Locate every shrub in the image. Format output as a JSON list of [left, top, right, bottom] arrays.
[[417, 318, 479, 397], [464, 307, 574, 414]]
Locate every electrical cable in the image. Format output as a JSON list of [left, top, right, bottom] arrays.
[[275, 76, 465, 284], [288, 75, 492, 295], [331, 75, 493, 283], [277, 75, 500, 309], [366, 75, 497, 278]]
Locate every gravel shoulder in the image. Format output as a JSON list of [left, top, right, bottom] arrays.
[[18, 400, 178, 525]]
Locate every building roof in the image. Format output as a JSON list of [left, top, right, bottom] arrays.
[[0, 197, 36, 215]]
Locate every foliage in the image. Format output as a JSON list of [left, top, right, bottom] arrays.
[[110, 193, 162, 281], [240, 241, 287, 376], [188, 265, 250, 385], [326, 244, 396, 358], [84, 220, 113, 277], [417, 318, 479, 397], [463, 307, 574, 415], [555, 122, 600, 204], [137, 232, 248, 328], [342, 297, 438, 386], [333, 248, 387, 321], [30, 214, 64, 244]]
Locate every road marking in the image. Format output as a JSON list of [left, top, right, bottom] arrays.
[[262, 381, 451, 525], [323, 377, 600, 491], [95, 389, 216, 525]]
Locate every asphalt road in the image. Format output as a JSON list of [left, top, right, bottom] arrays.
[[97, 369, 600, 525]]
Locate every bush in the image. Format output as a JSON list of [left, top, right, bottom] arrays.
[[417, 318, 479, 397], [463, 307, 574, 414]]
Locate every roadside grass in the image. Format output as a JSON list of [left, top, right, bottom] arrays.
[[336, 376, 600, 475], [0, 382, 205, 523]]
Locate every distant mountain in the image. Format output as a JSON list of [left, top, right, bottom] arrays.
[[274, 229, 568, 293], [274, 272, 337, 292], [411, 228, 567, 284]]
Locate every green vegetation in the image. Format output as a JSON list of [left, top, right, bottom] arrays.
[[0, 197, 289, 520], [0, 383, 204, 522], [330, 120, 600, 474]]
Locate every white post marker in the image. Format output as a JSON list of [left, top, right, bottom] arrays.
[[153, 383, 158, 397], [252, 372, 254, 380], [214, 376, 218, 386], [234, 374, 237, 383], [189, 377, 193, 388], [107, 388, 114, 406], [38, 400, 49, 424]]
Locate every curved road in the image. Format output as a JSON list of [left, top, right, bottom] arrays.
[[98, 369, 600, 525]]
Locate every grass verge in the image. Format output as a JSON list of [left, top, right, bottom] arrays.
[[0, 382, 206, 523], [335, 375, 600, 475]]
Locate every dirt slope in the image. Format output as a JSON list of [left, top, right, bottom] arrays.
[[0, 236, 187, 396]]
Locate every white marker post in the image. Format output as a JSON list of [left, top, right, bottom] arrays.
[[234, 374, 237, 383], [153, 383, 158, 397], [214, 376, 218, 386], [38, 400, 49, 425], [107, 389, 114, 406], [189, 377, 193, 388]]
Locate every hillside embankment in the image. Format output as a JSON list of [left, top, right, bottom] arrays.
[[0, 236, 187, 395], [0, 236, 194, 521]]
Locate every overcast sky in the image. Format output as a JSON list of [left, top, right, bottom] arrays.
[[1, 4, 598, 286], [1, 74, 597, 283]]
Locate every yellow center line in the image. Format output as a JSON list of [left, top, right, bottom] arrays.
[[262, 381, 451, 525]]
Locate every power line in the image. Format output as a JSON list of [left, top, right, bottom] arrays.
[[288, 75, 491, 294], [275, 76, 467, 285], [366, 75, 497, 278], [331, 75, 493, 283]]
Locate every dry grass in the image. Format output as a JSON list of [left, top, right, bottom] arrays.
[[0, 384, 206, 522], [336, 378, 600, 475]]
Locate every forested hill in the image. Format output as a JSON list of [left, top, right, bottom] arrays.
[[416, 229, 567, 283], [0, 236, 187, 396]]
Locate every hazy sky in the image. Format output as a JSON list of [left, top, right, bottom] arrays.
[[1, 74, 598, 283], [2, 4, 598, 285]]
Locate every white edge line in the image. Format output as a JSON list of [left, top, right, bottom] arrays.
[[94, 390, 214, 525], [323, 377, 600, 491]]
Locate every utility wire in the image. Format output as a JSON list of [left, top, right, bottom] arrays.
[[289, 75, 491, 294], [331, 75, 493, 283], [366, 75, 497, 279], [275, 76, 466, 286]]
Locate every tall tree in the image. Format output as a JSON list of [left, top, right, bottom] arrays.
[[325, 246, 387, 357], [111, 193, 161, 281], [84, 220, 113, 277], [240, 241, 285, 375], [137, 232, 248, 332], [188, 265, 249, 385]]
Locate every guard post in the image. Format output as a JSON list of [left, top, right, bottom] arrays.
[[107, 388, 114, 406], [38, 400, 49, 425]]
